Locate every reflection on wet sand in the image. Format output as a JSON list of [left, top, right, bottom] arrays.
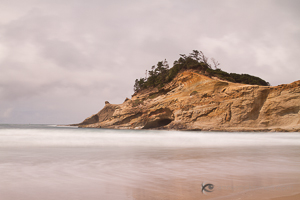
[[124, 147, 300, 200], [0, 146, 300, 200], [0, 128, 300, 200]]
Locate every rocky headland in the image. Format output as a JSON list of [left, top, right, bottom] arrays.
[[75, 69, 300, 132]]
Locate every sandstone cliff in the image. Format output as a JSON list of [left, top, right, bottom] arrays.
[[76, 70, 300, 132]]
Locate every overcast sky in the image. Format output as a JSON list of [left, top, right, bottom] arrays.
[[0, 0, 299, 124]]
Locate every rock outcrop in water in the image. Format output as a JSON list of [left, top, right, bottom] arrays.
[[75, 70, 300, 132]]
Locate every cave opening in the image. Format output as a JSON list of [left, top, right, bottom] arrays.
[[143, 118, 173, 129]]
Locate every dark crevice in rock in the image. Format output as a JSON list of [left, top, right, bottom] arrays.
[[226, 103, 232, 122], [277, 106, 300, 116], [192, 107, 217, 122], [247, 89, 270, 121], [142, 118, 173, 129], [213, 81, 229, 92], [149, 108, 172, 117]]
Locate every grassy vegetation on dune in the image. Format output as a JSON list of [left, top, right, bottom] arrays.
[[134, 50, 270, 92]]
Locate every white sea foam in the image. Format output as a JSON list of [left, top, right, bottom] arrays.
[[0, 125, 299, 147]]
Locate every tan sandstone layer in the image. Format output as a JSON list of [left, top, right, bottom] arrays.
[[75, 70, 300, 131]]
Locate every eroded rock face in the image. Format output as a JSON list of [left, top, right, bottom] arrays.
[[76, 70, 300, 132]]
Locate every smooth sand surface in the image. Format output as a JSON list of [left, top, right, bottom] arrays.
[[1, 127, 300, 200], [271, 193, 300, 200], [209, 183, 300, 200], [1, 146, 299, 200]]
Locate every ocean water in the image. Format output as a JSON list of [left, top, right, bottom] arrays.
[[0, 124, 300, 200]]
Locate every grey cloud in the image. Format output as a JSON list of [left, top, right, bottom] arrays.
[[40, 39, 92, 69], [0, 0, 299, 123]]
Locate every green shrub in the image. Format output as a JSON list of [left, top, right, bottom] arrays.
[[206, 69, 269, 86], [131, 99, 143, 107], [133, 50, 269, 92], [149, 94, 159, 99]]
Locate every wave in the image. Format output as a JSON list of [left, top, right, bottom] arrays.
[[0, 125, 300, 148]]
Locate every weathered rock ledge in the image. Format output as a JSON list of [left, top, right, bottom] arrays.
[[74, 70, 300, 132]]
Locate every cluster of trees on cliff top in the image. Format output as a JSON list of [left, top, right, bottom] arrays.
[[134, 50, 270, 92]]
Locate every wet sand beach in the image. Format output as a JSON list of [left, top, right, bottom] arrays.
[[0, 125, 299, 200], [271, 193, 300, 200]]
